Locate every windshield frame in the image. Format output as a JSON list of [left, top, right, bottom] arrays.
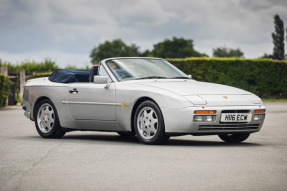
[[103, 57, 188, 82]]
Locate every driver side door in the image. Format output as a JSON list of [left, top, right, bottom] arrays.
[[67, 65, 117, 121]]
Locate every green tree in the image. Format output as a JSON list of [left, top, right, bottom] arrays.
[[130, 44, 140, 56], [272, 14, 285, 60], [151, 37, 207, 58], [213, 47, 244, 58], [90, 39, 139, 64], [139, 50, 152, 57]]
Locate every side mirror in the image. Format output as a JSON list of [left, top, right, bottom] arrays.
[[93, 76, 108, 84], [93, 76, 111, 89], [187, 75, 192, 79]]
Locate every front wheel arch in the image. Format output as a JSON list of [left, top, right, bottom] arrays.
[[133, 100, 169, 144], [131, 97, 160, 133]]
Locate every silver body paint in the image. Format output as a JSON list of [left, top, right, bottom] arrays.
[[23, 58, 265, 135]]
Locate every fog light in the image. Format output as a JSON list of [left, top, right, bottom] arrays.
[[194, 116, 204, 122], [205, 116, 213, 122], [254, 114, 264, 121], [194, 115, 216, 122]]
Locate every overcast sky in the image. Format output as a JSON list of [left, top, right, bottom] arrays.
[[1, 0, 287, 67]]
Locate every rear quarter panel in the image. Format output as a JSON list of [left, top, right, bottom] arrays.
[[23, 78, 71, 126]]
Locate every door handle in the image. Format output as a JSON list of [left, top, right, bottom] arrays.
[[69, 88, 78, 94]]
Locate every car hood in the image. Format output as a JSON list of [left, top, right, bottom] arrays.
[[135, 80, 262, 106]]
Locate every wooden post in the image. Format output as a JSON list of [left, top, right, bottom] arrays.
[[0, 66, 8, 106], [20, 70, 25, 103], [0, 66, 8, 75]]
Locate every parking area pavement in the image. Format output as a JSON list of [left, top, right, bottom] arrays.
[[0, 102, 287, 191]]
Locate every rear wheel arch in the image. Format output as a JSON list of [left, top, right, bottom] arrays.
[[33, 96, 51, 120], [34, 98, 65, 138]]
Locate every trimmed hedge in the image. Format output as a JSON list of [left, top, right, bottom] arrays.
[[0, 74, 11, 108], [167, 58, 287, 98], [0, 59, 58, 73], [32, 72, 52, 78]]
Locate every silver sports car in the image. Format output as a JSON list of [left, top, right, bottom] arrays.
[[23, 57, 266, 144]]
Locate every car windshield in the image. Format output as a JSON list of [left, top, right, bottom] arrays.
[[106, 58, 188, 81]]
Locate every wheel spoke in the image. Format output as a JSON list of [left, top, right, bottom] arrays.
[[143, 110, 148, 119], [145, 126, 151, 137], [47, 108, 53, 117], [47, 117, 54, 129], [40, 111, 44, 120], [150, 117, 158, 126], [41, 120, 47, 129], [149, 110, 154, 119], [150, 124, 157, 133], [139, 117, 145, 129]]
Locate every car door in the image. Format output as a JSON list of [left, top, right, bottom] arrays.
[[67, 65, 116, 121]]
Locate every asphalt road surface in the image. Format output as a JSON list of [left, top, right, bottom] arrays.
[[1, 102, 287, 191]]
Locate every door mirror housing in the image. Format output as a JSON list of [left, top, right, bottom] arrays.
[[187, 75, 192, 79], [93, 76, 108, 84]]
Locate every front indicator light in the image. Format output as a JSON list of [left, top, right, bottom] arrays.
[[254, 114, 264, 121], [194, 110, 217, 114], [254, 109, 266, 113]]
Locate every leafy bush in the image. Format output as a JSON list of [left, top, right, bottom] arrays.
[[64, 65, 90, 70], [0, 74, 11, 108], [167, 58, 287, 98], [0, 59, 58, 73], [28, 72, 53, 80]]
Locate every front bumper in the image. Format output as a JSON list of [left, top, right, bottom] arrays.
[[161, 105, 266, 134]]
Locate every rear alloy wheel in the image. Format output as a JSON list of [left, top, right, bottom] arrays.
[[35, 99, 65, 138], [134, 100, 169, 145], [218, 133, 250, 143]]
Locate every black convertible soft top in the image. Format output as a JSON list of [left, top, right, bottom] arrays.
[[48, 69, 90, 83]]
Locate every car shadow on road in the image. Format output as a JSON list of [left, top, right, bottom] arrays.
[[166, 138, 262, 147], [62, 134, 139, 144], [17, 134, 262, 147]]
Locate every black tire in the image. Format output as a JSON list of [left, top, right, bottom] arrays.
[[35, 99, 66, 138], [134, 100, 170, 145], [117, 132, 135, 136], [218, 133, 250, 143]]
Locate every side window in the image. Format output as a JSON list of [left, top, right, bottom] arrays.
[[98, 65, 112, 82]]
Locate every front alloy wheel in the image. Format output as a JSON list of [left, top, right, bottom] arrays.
[[134, 100, 169, 144]]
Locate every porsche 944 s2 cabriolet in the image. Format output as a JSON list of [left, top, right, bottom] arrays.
[[22, 57, 266, 144]]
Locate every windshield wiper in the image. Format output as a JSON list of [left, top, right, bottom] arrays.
[[136, 76, 167, 80], [170, 76, 189, 79]]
